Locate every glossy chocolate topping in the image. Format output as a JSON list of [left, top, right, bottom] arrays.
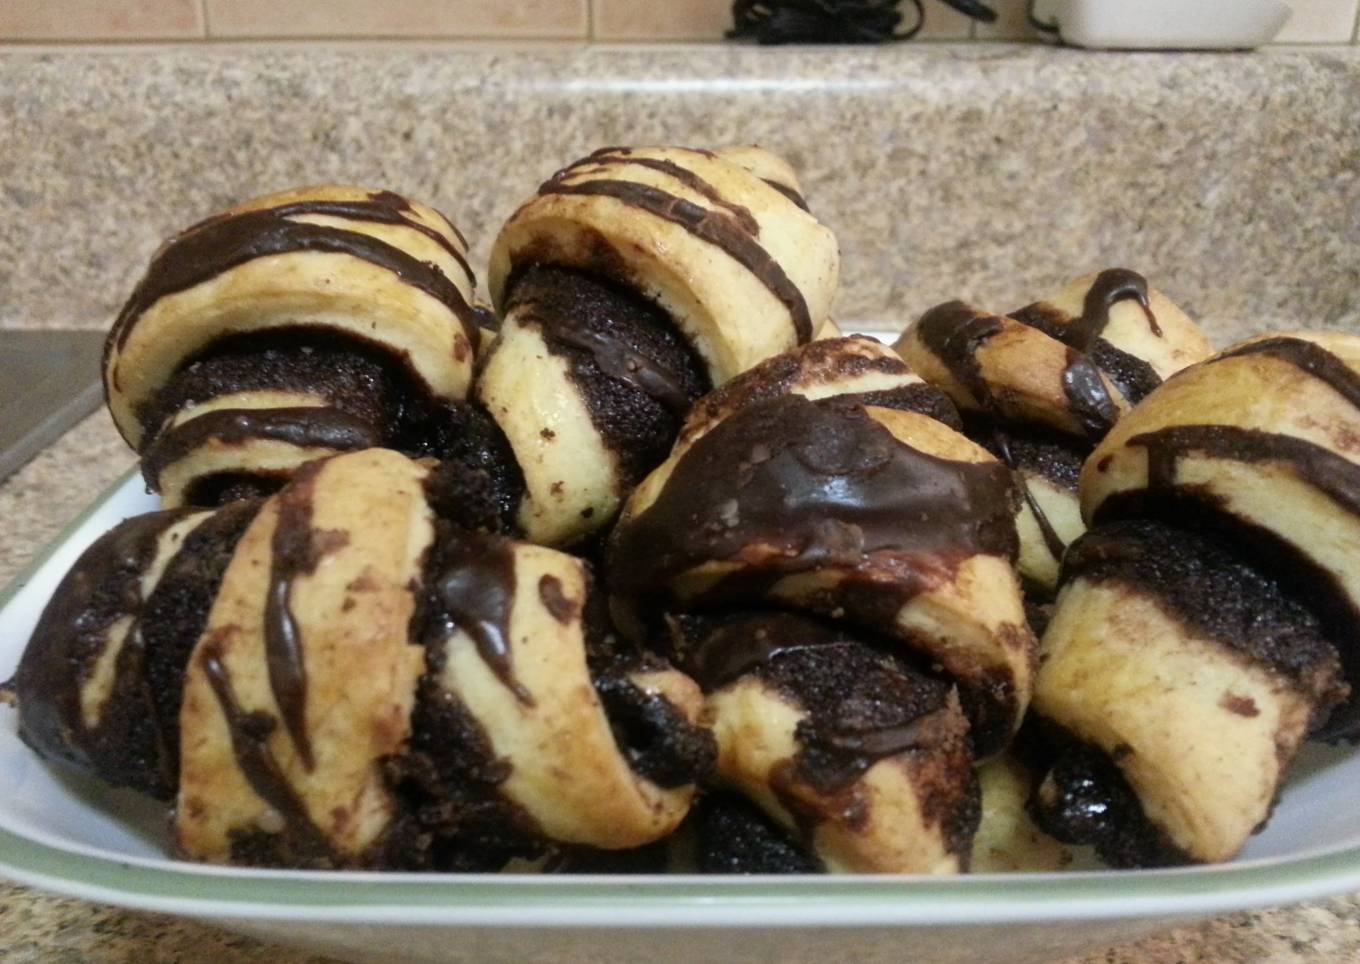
[[608, 394, 1020, 600], [1220, 336, 1360, 411], [262, 462, 347, 771], [1059, 351, 1121, 441], [109, 202, 476, 355], [578, 148, 761, 234], [1010, 304, 1162, 408], [1074, 268, 1160, 344], [423, 528, 533, 705], [198, 642, 335, 863], [537, 176, 813, 342], [12, 510, 193, 797], [141, 407, 382, 491], [913, 301, 1003, 409]]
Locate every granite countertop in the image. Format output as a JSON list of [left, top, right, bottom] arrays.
[[0, 406, 1357, 964]]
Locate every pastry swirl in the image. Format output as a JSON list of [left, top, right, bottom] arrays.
[[479, 145, 839, 545], [104, 186, 480, 508], [7, 449, 713, 869], [1027, 331, 1360, 865], [894, 270, 1213, 592]]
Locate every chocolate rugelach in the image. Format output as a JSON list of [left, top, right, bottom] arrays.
[[1029, 330, 1360, 866], [103, 185, 485, 510], [5, 450, 713, 870], [478, 145, 840, 547], [893, 270, 1214, 595]]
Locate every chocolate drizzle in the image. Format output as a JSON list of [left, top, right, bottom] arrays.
[[913, 301, 1003, 409], [608, 394, 1019, 600], [664, 610, 851, 691], [989, 430, 1067, 561], [110, 200, 477, 355], [425, 529, 533, 705], [537, 176, 813, 342], [1220, 336, 1360, 411], [1075, 268, 1160, 344], [578, 148, 761, 234], [1060, 351, 1121, 441], [761, 178, 810, 211], [1130, 424, 1360, 517], [198, 644, 334, 861], [141, 407, 382, 490]]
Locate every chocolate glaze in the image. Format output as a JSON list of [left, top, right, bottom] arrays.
[[1060, 350, 1121, 441], [1074, 268, 1160, 343], [197, 642, 336, 866], [1220, 336, 1360, 411], [695, 791, 823, 873], [682, 335, 961, 440], [1131, 424, 1360, 518], [136, 338, 397, 442], [423, 527, 533, 705], [537, 176, 813, 342], [263, 462, 347, 771], [578, 148, 760, 234], [913, 301, 1003, 410], [505, 265, 710, 490], [12, 510, 194, 798], [761, 178, 810, 211], [108, 201, 476, 359], [141, 407, 382, 491], [1064, 519, 1346, 703], [608, 394, 1019, 602], [1011, 304, 1162, 407]]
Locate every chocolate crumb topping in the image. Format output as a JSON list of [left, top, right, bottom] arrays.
[[592, 664, 716, 788]]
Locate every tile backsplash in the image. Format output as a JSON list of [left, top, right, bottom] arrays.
[[1, 0, 1357, 43]]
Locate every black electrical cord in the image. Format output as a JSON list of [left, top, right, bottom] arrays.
[[728, 0, 997, 45]]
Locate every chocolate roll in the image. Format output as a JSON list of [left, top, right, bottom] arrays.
[[893, 270, 1213, 593], [6, 502, 260, 799], [104, 185, 479, 507], [1026, 330, 1360, 865], [608, 338, 1035, 756], [666, 611, 979, 874], [479, 145, 840, 546], [8, 449, 712, 870]]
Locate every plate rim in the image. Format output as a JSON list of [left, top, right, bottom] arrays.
[[3, 460, 1360, 927]]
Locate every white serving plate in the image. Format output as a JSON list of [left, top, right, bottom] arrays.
[[3, 386, 1360, 963]]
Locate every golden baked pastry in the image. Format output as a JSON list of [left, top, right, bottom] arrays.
[[894, 270, 1213, 592], [1029, 332, 1360, 865], [104, 186, 479, 507], [479, 145, 840, 545], [8, 449, 714, 869]]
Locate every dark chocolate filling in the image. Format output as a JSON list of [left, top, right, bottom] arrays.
[[11, 510, 194, 797], [139, 499, 262, 792], [1011, 303, 1162, 407], [537, 175, 813, 342], [415, 403, 526, 534], [1027, 724, 1191, 869], [592, 662, 717, 789], [505, 264, 710, 490], [184, 471, 288, 507], [694, 791, 824, 874], [1064, 519, 1345, 704], [141, 407, 382, 492]]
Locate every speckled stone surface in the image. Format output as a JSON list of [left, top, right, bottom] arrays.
[[1, 44, 1357, 342]]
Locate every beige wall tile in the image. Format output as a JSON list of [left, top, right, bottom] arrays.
[[1275, 0, 1359, 42], [592, 0, 974, 40], [0, 0, 203, 40], [205, 0, 587, 39], [974, 0, 1044, 41]]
